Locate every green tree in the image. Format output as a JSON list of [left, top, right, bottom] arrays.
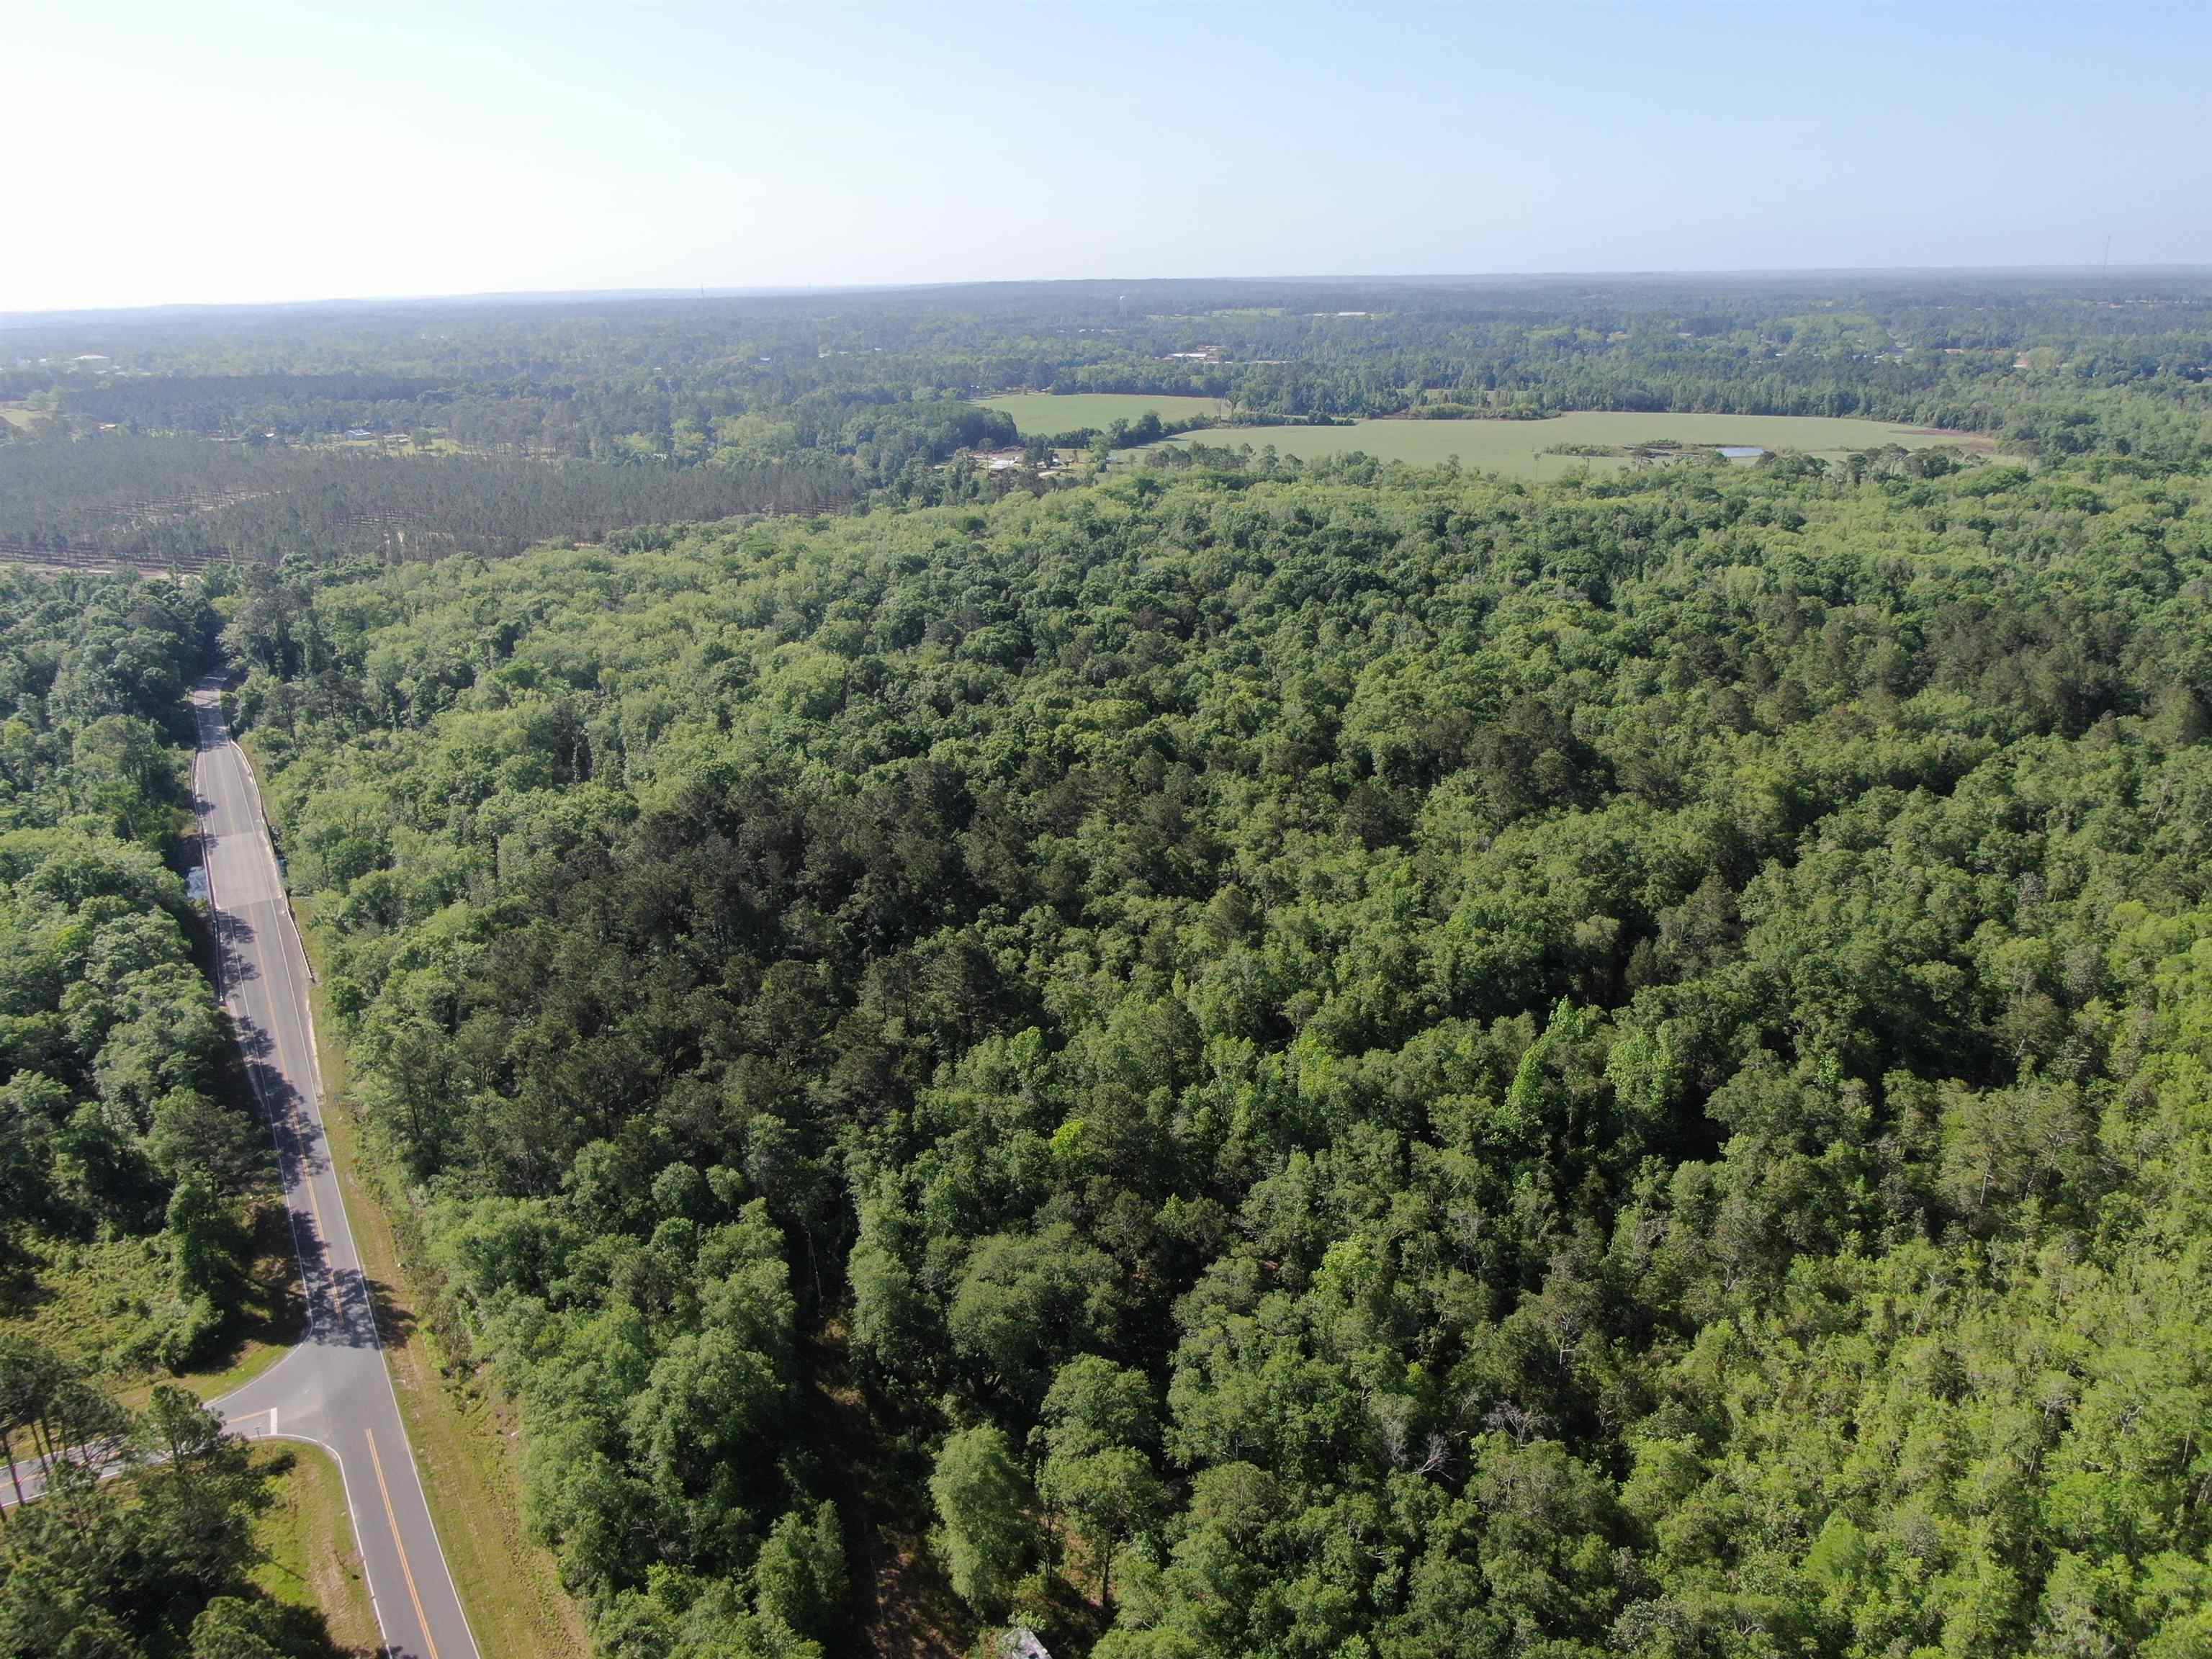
[[148, 1089, 264, 1195], [929, 1424, 1039, 1619], [752, 1500, 848, 1642], [1035, 1357, 1164, 1601]]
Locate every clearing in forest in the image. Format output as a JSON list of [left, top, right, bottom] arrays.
[[1149, 409, 1997, 477]]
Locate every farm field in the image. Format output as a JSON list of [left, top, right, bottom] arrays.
[[1149, 410, 1995, 477], [980, 392, 1225, 433]]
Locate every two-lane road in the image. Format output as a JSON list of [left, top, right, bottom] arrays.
[[191, 676, 480, 1659], [4, 680, 481, 1658]]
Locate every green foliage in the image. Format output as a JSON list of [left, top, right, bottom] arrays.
[[14, 271, 2212, 565], [233, 418, 2212, 1653], [1035, 1359, 1164, 1603], [0, 1350, 336, 1659], [930, 1425, 1041, 1619], [0, 570, 265, 1380], [752, 1500, 848, 1643]]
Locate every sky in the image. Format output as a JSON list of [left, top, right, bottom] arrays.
[[7, 0, 2209, 314]]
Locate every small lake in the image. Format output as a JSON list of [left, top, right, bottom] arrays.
[[1717, 445, 1768, 460]]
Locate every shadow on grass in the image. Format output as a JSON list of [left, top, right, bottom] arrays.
[[251, 1443, 379, 1659], [220, 1201, 312, 1357]]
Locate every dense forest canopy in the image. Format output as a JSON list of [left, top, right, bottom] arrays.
[[7, 272, 2212, 1658], [0, 571, 273, 1374], [217, 427, 2212, 1656]]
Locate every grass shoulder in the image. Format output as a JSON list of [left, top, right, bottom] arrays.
[[289, 888, 591, 1659], [250, 1441, 381, 1657]]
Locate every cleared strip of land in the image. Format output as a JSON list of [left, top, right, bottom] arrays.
[[1143, 409, 1996, 477]]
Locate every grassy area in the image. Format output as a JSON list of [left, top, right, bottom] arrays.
[[1147, 409, 1997, 478], [290, 892, 591, 1659], [250, 1442, 381, 1657], [0, 404, 39, 429], [0, 1207, 305, 1452], [980, 392, 1225, 433]]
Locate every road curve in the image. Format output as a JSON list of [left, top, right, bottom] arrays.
[[189, 675, 482, 1659]]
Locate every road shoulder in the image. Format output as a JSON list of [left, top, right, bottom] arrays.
[[251, 1441, 382, 1658], [290, 890, 592, 1659]]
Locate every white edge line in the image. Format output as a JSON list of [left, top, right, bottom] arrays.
[[254, 1429, 390, 1646], [194, 694, 323, 1346], [205, 681, 485, 1659], [194, 683, 395, 1657]]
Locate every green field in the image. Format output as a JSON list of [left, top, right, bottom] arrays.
[[981, 392, 1226, 433], [1148, 410, 1994, 478]]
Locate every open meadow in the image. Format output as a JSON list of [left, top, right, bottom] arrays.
[[250, 1444, 381, 1657], [1148, 409, 1995, 477]]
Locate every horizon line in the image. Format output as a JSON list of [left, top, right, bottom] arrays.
[[6, 262, 2210, 328]]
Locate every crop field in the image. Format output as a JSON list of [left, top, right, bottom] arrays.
[[1150, 410, 1995, 478], [980, 392, 1226, 433]]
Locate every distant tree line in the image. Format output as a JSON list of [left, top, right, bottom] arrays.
[[7, 273, 2212, 564], [0, 438, 864, 564]]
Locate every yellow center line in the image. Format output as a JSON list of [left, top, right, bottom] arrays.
[[198, 752, 338, 1336], [367, 1427, 441, 1659], [294, 1108, 343, 1326]]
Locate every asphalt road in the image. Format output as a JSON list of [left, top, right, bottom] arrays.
[[6, 678, 481, 1659]]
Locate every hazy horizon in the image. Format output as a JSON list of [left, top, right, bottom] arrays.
[[7, 262, 2209, 331], [14, 0, 2210, 315]]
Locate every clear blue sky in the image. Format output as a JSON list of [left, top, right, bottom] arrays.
[[12, 0, 2208, 313]]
